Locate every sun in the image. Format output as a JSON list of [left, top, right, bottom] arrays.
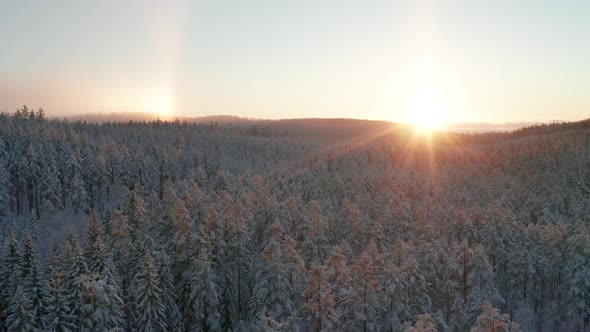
[[143, 90, 175, 119], [400, 52, 453, 134], [405, 87, 449, 134]]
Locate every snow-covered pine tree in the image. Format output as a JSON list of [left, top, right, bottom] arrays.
[[26, 142, 42, 218], [161, 180, 178, 223], [126, 189, 147, 242], [182, 179, 206, 226], [250, 176, 279, 250], [468, 245, 503, 315], [0, 229, 22, 329], [169, 198, 195, 329], [5, 285, 34, 331], [282, 195, 305, 244], [351, 241, 383, 332], [255, 221, 296, 329], [470, 303, 520, 332], [335, 198, 364, 252], [222, 195, 254, 326], [421, 240, 458, 326], [154, 249, 183, 331], [188, 224, 220, 331], [403, 313, 437, 332], [0, 146, 10, 219], [281, 234, 305, 313], [146, 190, 163, 239], [564, 224, 590, 330], [396, 242, 430, 321], [45, 242, 76, 332], [454, 242, 503, 330], [83, 211, 124, 330], [39, 143, 63, 215], [301, 201, 329, 266], [304, 264, 335, 332], [134, 239, 167, 332], [382, 255, 410, 330], [62, 229, 88, 329], [67, 174, 89, 215], [21, 233, 48, 330], [326, 246, 353, 330], [109, 209, 137, 330], [203, 206, 221, 267]]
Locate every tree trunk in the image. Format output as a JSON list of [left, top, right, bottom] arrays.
[[363, 282, 367, 332], [463, 245, 468, 304]]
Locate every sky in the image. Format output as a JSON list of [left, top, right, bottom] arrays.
[[0, 0, 589, 124]]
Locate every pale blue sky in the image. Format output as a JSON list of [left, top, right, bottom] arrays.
[[0, 0, 588, 123]]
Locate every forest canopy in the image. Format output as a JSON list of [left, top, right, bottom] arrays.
[[0, 106, 589, 331]]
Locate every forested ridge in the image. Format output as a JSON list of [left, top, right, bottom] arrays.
[[0, 107, 589, 331]]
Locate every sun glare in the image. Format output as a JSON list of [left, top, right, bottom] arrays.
[[143, 90, 175, 119], [406, 87, 448, 134], [401, 51, 452, 134]]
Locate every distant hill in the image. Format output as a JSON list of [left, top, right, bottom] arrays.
[[58, 112, 590, 146], [63, 112, 247, 124], [446, 122, 545, 133], [61, 113, 403, 144]]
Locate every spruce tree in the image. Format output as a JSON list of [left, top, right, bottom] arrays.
[[301, 201, 329, 266], [0, 154, 10, 220], [155, 249, 183, 331], [21, 234, 48, 330], [327, 246, 353, 330], [304, 264, 335, 332], [225, 197, 254, 325], [351, 241, 383, 332], [83, 211, 124, 330], [109, 209, 137, 330], [188, 224, 220, 331], [5, 285, 34, 332], [46, 242, 76, 332], [565, 225, 590, 330], [470, 303, 520, 332], [0, 229, 22, 329], [404, 313, 437, 332], [256, 222, 296, 329], [135, 240, 167, 332], [62, 230, 88, 329]]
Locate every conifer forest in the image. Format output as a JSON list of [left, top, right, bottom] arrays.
[[0, 108, 589, 331]]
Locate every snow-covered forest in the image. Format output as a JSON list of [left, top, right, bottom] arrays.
[[0, 107, 589, 331]]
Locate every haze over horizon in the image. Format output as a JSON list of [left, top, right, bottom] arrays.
[[57, 110, 564, 129], [1, 1, 589, 125]]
